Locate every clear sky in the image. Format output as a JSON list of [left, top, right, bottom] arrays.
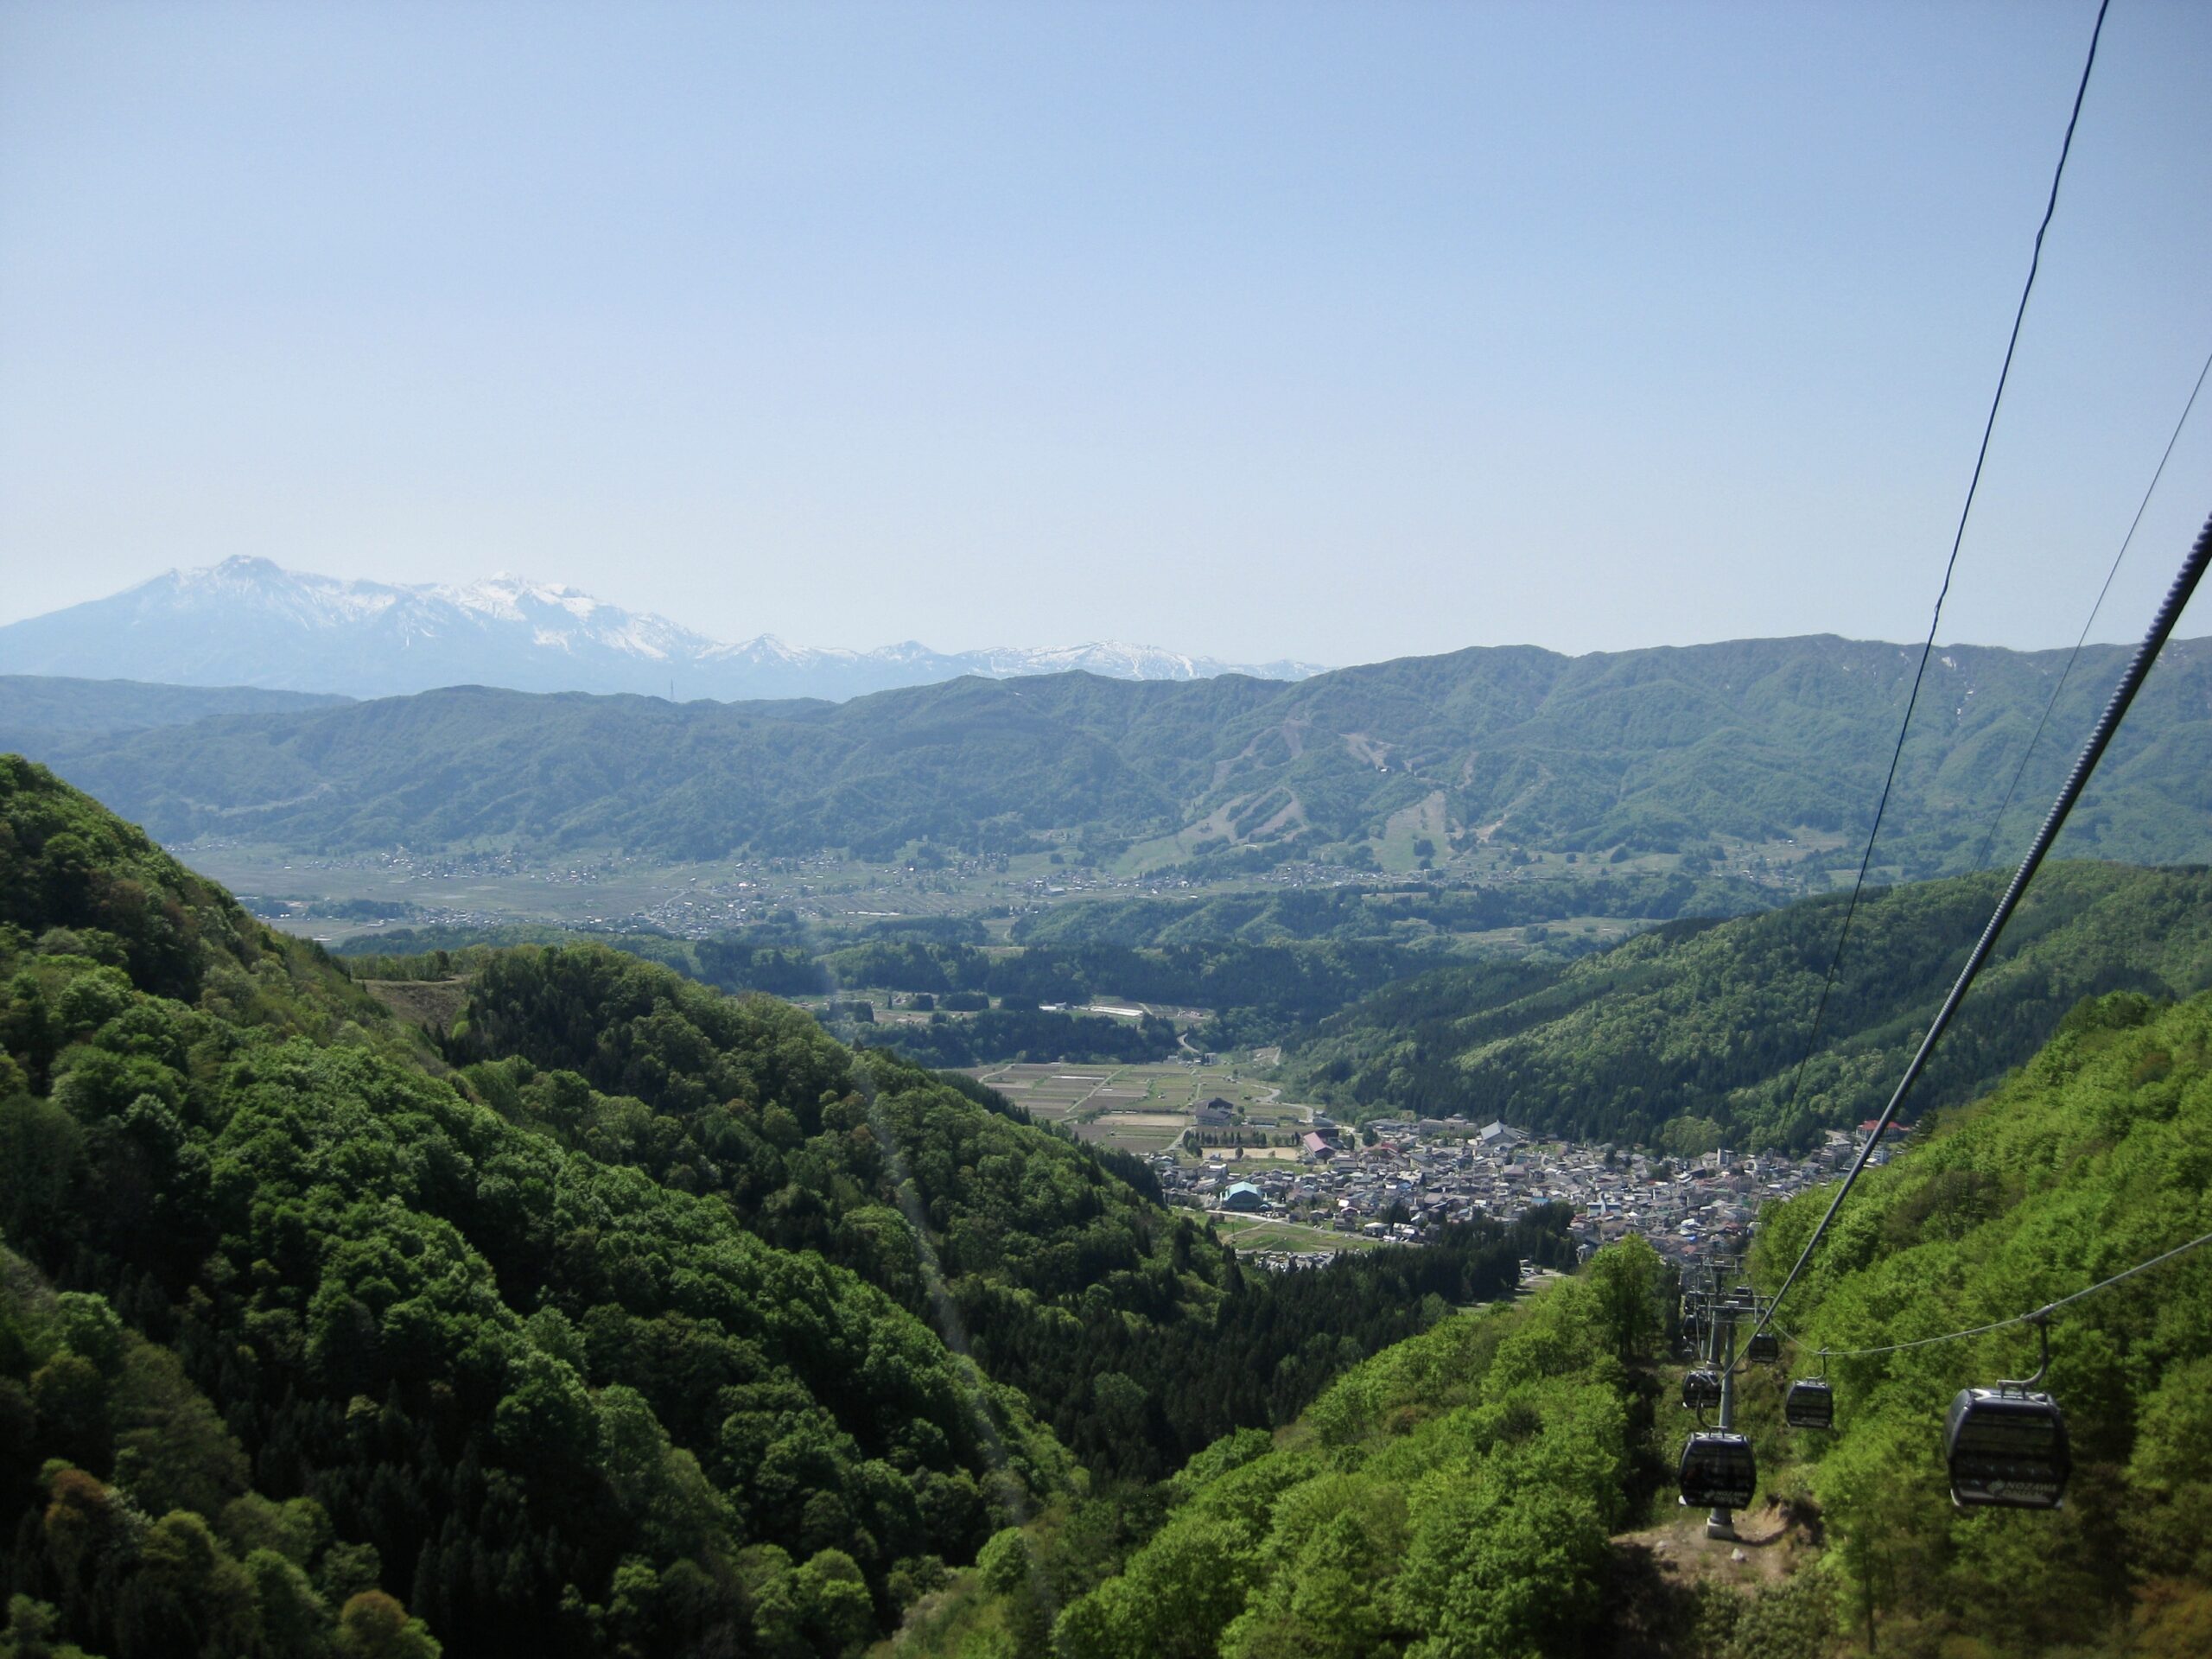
[[3, 1, 2209, 665]]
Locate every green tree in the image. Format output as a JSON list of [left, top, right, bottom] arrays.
[[1585, 1232, 1663, 1362], [0, 1594, 95, 1659], [28, 1355, 109, 1476], [976, 1528, 1032, 1598], [124, 1510, 260, 1658], [1658, 1114, 1723, 1160], [334, 1592, 442, 1659], [793, 1550, 873, 1654], [245, 1548, 333, 1659]]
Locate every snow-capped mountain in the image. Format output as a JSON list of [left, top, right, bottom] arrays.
[[0, 558, 1326, 702]]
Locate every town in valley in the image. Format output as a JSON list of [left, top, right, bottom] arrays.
[[965, 1057, 1906, 1274]]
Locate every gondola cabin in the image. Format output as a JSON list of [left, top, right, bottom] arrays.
[[1746, 1332, 1780, 1364], [1944, 1388, 2069, 1509], [1784, 1378, 1834, 1430], [1679, 1432, 1757, 1510], [1681, 1369, 1723, 1411]]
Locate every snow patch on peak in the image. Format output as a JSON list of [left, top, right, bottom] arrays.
[[437, 574, 594, 618], [3, 557, 1327, 701]]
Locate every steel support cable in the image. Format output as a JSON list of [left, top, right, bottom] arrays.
[[1751, 506, 2212, 1347], [1753, 1226, 2212, 1366], [1969, 348, 2212, 874], [1768, 0, 2113, 1135]]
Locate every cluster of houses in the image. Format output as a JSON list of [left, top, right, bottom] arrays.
[[1160, 1103, 1909, 1272]]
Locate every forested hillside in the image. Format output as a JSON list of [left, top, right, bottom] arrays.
[[906, 986, 2212, 1658], [423, 942, 1580, 1478], [1043, 1243, 1667, 1659], [1738, 987, 2212, 1654], [7, 757, 2210, 1657], [899, 1240, 1675, 1658], [0, 756, 1074, 1656], [338, 865, 1776, 1062], [329, 860, 1783, 1076], [1288, 861, 2212, 1150], [18, 631, 2212, 874], [0, 760, 1562, 1656]]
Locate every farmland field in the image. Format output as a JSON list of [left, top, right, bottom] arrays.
[[1208, 1215, 1384, 1253], [965, 1059, 1323, 1156]]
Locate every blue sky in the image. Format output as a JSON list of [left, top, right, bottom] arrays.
[[3, 1, 2208, 664]]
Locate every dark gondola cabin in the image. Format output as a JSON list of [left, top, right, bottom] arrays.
[[1784, 1377, 1834, 1430], [1945, 1388, 2070, 1509], [1746, 1332, 1780, 1364], [1679, 1432, 1757, 1510], [1681, 1369, 1722, 1410]]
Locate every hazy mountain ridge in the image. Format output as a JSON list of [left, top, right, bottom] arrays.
[[0, 556, 1327, 700], [10, 631, 2212, 880], [0, 674, 349, 753]]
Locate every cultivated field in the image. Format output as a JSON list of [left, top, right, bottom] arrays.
[[967, 1060, 1320, 1158], [1208, 1214, 1385, 1253]]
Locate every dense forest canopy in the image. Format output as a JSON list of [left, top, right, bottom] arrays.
[[1035, 1244, 1669, 1659], [0, 760, 1574, 1656], [0, 756, 1073, 1656], [340, 858, 2202, 1086], [1001, 873, 1774, 948], [430, 941, 1576, 1479], [10, 631, 2212, 874]]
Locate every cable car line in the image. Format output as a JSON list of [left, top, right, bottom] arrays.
[[1968, 346, 2212, 875], [1666, 0, 2150, 1518], [1748, 1225, 2212, 1367], [1747, 509, 2212, 1359], [1764, 0, 2113, 1154], [1704, 1224, 2212, 1507]]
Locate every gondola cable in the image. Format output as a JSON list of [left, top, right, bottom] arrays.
[[1656, 0, 2166, 1517], [1728, 1225, 2212, 1506], [1752, 1224, 2212, 1366], [1967, 347, 2212, 875], [1691, 505, 2212, 1505], [1749, 506, 2212, 1355], [1765, 0, 2114, 1147]]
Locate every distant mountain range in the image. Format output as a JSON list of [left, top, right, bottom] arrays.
[[9, 632, 2210, 877], [0, 675, 346, 756], [0, 557, 1326, 701]]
